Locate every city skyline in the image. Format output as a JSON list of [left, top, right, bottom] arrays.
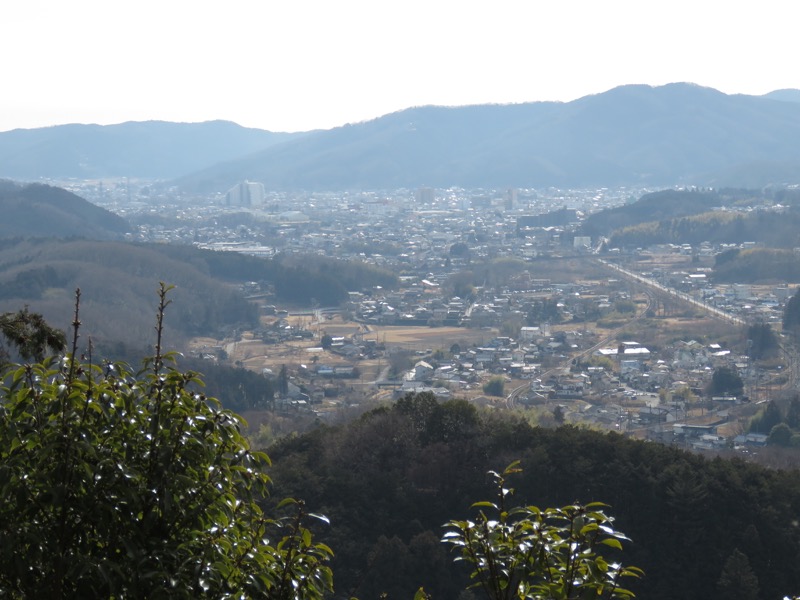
[[3, 0, 798, 133]]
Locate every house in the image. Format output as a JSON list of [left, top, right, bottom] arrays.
[[413, 360, 434, 381]]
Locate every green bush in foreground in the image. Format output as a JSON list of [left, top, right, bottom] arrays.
[[443, 462, 643, 600], [0, 286, 332, 599]]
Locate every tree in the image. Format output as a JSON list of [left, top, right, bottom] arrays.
[[784, 288, 800, 334], [0, 307, 66, 365], [320, 333, 333, 350], [278, 363, 289, 397], [751, 400, 783, 434], [449, 242, 471, 261], [707, 366, 743, 397], [717, 549, 759, 600], [443, 462, 642, 600], [0, 286, 333, 599], [787, 395, 800, 430], [746, 323, 779, 360], [768, 423, 793, 447], [483, 376, 505, 397]]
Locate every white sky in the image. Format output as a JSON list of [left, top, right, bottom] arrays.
[[1, 0, 798, 133]]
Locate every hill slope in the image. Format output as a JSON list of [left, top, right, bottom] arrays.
[[0, 181, 131, 239], [266, 398, 800, 600], [0, 120, 300, 180], [0, 239, 259, 351], [177, 83, 800, 191]]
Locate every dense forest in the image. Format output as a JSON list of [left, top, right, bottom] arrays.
[[713, 248, 800, 283], [266, 393, 800, 600]]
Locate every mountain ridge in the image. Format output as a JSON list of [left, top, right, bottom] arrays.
[[0, 120, 303, 180], [4, 83, 800, 189], [175, 83, 800, 191]]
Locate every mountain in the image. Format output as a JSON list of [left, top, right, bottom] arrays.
[[762, 89, 800, 103], [0, 181, 131, 239], [176, 83, 800, 191], [0, 120, 301, 180]]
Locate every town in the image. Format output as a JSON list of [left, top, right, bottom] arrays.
[[53, 178, 799, 454]]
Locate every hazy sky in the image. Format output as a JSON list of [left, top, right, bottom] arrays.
[[2, 0, 797, 133]]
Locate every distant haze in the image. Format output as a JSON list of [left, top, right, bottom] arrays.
[[3, 1, 800, 132], [6, 84, 800, 190]]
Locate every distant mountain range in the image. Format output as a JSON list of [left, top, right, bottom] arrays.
[[0, 120, 300, 180], [5, 83, 800, 190]]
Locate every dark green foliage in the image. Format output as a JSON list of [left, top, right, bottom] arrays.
[[449, 241, 471, 258], [443, 463, 642, 599], [445, 270, 476, 300], [277, 365, 289, 397], [707, 366, 744, 397], [0, 307, 66, 364], [786, 396, 800, 429], [768, 423, 793, 446], [553, 405, 566, 425], [267, 395, 800, 600], [717, 549, 759, 600], [483, 376, 505, 397], [746, 322, 780, 360], [183, 360, 275, 412], [750, 400, 783, 434], [0, 287, 333, 599], [785, 288, 800, 333]]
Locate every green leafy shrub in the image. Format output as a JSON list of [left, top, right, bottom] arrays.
[[0, 286, 332, 599], [443, 462, 642, 600]]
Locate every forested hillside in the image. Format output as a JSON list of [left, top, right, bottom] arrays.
[[154, 245, 399, 306], [713, 248, 800, 283], [266, 394, 800, 600], [0, 181, 130, 239], [0, 239, 258, 350], [0, 239, 399, 353], [579, 189, 736, 237], [609, 209, 800, 248]]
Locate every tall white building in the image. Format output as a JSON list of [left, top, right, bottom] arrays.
[[226, 181, 266, 206]]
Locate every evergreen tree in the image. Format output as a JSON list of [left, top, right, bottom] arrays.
[[786, 395, 800, 429], [708, 366, 744, 396], [717, 549, 759, 600]]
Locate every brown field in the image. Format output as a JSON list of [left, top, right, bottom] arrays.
[[363, 325, 496, 347]]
